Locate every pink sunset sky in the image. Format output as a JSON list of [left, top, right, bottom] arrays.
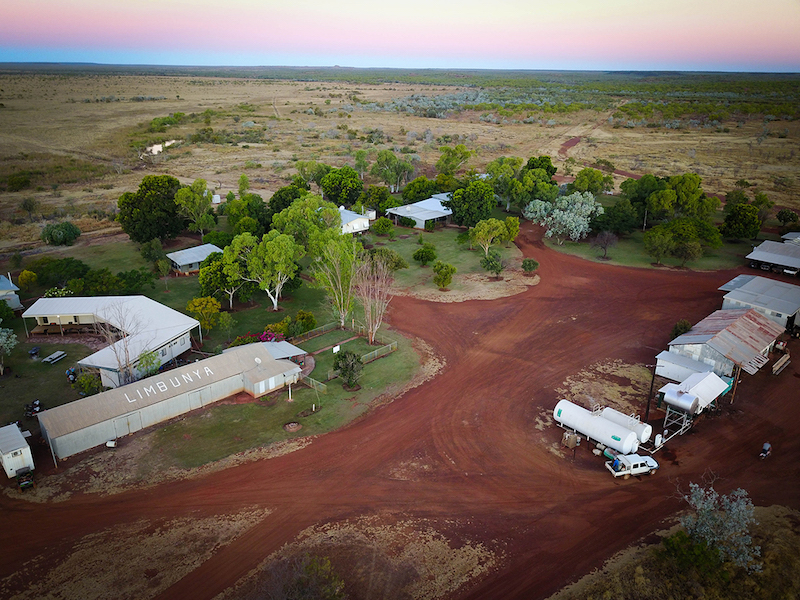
[[1, 0, 799, 71]]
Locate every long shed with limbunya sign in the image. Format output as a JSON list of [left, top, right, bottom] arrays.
[[37, 344, 301, 462]]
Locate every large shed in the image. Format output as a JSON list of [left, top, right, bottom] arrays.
[[37, 344, 301, 461], [719, 275, 800, 330], [668, 309, 783, 377], [746, 240, 800, 272], [166, 243, 223, 273], [0, 424, 34, 478], [22, 296, 200, 388], [386, 194, 452, 229]]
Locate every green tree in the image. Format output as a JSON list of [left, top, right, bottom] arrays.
[[502, 216, 520, 246], [272, 194, 341, 258], [470, 218, 507, 257], [117, 175, 183, 243], [521, 258, 539, 274], [723, 189, 749, 214], [751, 191, 774, 229], [140, 238, 167, 265], [643, 229, 675, 265], [72, 372, 103, 396], [523, 192, 604, 245], [522, 155, 557, 180], [217, 311, 237, 343], [18, 270, 37, 292], [187, 296, 221, 332], [668, 173, 718, 219], [370, 150, 413, 193], [311, 236, 362, 328], [443, 180, 495, 228], [224, 231, 305, 312], [436, 144, 472, 176], [356, 185, 390, 212], [721, 203, 761, 240], [370, 216, 394, 236], [568, 167, 613, 195], [175, 178, 214, 239], [777, 208, 799, 226], [432, 261, 456, 290], [0, 321, 18, 376], [295, 160, 331, 192], [412, 243, 437, 266], [354, 149, 369, 180], [591, 198, 638, 235], [320, 165, 363, 205], [136, 349, 160, 378], [116, 268, 156, 294], [367, 247, 408, 271], [333, 349, 363, 388], [673, 240, 703, 267], [671, 319, 693, 339], [199, 252, 254, 310], [481, 250, 505, 278], [156, 259, 171, 291], [485, 156, 524, 211], [401, 176, 438, 203], [21, 197, 39, 222], [269, 184, 308, 219]]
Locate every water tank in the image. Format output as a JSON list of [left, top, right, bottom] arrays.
[[662, 388, 699, 414], [600, 407, 652, 443], [553, 400, 639, 454]]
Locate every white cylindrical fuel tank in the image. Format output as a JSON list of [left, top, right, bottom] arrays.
[[600, 407, 652, 443], [553, 400, 639, 454], [662, 388, 699, 414]]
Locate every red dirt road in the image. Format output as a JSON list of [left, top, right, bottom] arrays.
[[2, 222, 798, 599]]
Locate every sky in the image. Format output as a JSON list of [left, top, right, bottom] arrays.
[[1, 0, 799, 72]]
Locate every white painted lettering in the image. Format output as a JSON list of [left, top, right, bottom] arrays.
[[143, 385, 156, 397], [137, 389, 142, 399], [124, 393, 136, 403], [204, 367, 214, 376], [157, 381, 168, 392], [169, 377, 180, 388], [193, 369, 201, 379], [182, 373, 193, 384]]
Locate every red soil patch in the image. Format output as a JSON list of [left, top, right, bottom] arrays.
[[2, 222, 798, 600]]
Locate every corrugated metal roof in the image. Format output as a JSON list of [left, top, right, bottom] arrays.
[[339, 208, 368, 226], [386, 194, 453, 222], [656, 350, 714, 373], [0, 275, 19, 293], [37, 344, 299, 439], [746, 240, 800, 269], [0, 424, 26, 455], [22, 296, 199, 372], [166, 244, 222, 267], [262, 341, 306, 360], [669, 309, 783, 374], [721, 275, 800, 317], [718, 274, 756, 293], [783, 232, 800, 241]]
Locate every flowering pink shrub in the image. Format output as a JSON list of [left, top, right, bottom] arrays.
[[227, 330, 285, 348]]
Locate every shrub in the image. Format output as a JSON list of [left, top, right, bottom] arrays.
[[295, 310, 317, 333], [333, 349, 363, 388], [203, 230, 235, 248], [432, 261, 456, 290], [228, 330, 284, 348], [371, 217, 394, 236], [424, 221, 435, 232], [671, 319, 693, 339], [413, 243, 437, 266], [481, 250, 505, 278], [368, 247, 408, 271], [398, 216, 416, 228], [18, 270, 37, 291], [521, 258, 539, 273], [72, 372, 103, 396], [41, 221, 81, 246]]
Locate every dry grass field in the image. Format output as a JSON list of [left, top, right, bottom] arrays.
[[1, 69, 798, 253]]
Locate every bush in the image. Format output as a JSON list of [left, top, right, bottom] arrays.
[[481, 250, 505, 278], [521, 258, 539, 273], [398, 216, 416, 228], [432, 261, 456, 290], [671, 319, 693, 339], [72, 372, 103, 396], [413, 243, 437, 266], [203, 230, 235, 248], [424, 221, 435, 232], [227, 330, 284, 348], [41, 221, 81, 246], [368, 247, 408, 271], [333, 349, 363, 388], [371, 217, 394, 236]]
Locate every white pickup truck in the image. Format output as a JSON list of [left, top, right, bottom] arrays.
[[605, 453, 659, 479]]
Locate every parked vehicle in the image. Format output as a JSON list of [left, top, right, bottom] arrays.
[[16, 467, 35, 490], [760, 442, 772, 460], [605, 453, 659, 479]]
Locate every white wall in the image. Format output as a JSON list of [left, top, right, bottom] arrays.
[[1, 445, 34, 478]]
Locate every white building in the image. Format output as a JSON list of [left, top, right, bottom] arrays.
[[0, 424, 34, 478], [719, 274, 800, 330], [166, 243, 223, 274], [0, 274, 22, 310], [339, 206, 371, 235], [385, 194, 453, 230], [22, 296, 200, 388], [37, 344, 301, 461]]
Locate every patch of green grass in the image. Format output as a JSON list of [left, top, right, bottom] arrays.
[[43, 240, 151, 273], [379, 226, 521, 291], [296, 329, 358, 354], [547, 230, 750, 271], [308, 336, 383, 380], [145, 327, 419, 468]]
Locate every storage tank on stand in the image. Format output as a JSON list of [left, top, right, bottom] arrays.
[[662, 388, 700, 414], [600, 407, 652, 443], [553, 400, 639, 454]]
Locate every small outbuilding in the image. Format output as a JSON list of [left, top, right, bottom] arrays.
[[166, 243, 223, 274], [37, 343, 302, 461], [668, 309, 784, 377], [719, 274, 800, 331], [0, 424, 34, 478], [386, 194, 452, 230], [339, 207, 372, 235], [0, 274, 22, 310]]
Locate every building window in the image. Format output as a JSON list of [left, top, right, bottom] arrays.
[[42, 317, 49, 324], [180, 337, 185, 346], [74, 316, 79, 323], [161, 348, 167, 357], [11, 450, 22, 457]]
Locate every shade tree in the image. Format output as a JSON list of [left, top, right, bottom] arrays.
[[175, 178, 214, 239], [117, 175, 184, 243], [271, 194, 342, 258], [523, 192, 604, 245], [443, 180, 495, 228], [320, 165, 363, 206], [436, 144, 472, 176], [311, 236, 362, 329]]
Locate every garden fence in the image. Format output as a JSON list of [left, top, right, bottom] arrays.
[[289, 321, 338, 344], [301, 375, 327, 394], [325, 340, 398, 381]]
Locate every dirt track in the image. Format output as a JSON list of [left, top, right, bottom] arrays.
[[1, 222, 798, 599]]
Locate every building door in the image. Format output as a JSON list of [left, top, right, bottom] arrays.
[[113, 412, 142, 438]]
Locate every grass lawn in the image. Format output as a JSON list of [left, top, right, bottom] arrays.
[[373, 224, 522, 292], [546, 230, 755, 271], [143, 326, 419, 469], [296, 329, 360, 354], [307, 336, 383, 380]]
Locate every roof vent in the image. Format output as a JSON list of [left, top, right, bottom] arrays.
[[255, 357, 262, 365]]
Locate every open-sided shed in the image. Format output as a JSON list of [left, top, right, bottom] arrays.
[[386, 194, 452, 229], [166, 243, 222, 273]]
